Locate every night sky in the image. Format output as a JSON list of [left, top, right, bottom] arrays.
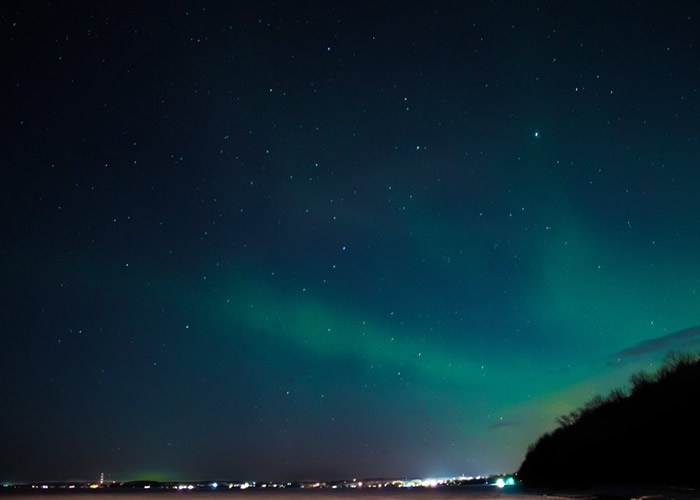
[[3, 0, 700, 484]]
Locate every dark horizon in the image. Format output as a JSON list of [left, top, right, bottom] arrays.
[[3, 0, 700, 483], [1, 470, 502, 485], [1, 476, 503, 487]]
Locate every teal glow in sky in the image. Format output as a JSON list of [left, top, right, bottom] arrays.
[[3, 1, 700, 483]]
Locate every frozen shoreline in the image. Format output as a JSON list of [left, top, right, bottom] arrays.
[[524, 485, 700, 500]]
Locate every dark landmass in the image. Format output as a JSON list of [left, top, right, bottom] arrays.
[[518, 352, 700, 489], [0, 475, 503, 491]]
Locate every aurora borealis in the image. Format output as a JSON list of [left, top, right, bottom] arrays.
[[3, 1, 700, 483]]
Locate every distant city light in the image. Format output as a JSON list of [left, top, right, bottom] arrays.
[[494, 476, 515, 488], [3, 474, 516, 492]]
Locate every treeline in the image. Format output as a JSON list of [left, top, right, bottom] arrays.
[[518, 352, 700, 488]]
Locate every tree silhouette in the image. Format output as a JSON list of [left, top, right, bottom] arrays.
[[518, 352, 700, 488]]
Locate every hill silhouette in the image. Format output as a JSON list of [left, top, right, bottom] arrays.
[[518, 352, 700, 488]]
